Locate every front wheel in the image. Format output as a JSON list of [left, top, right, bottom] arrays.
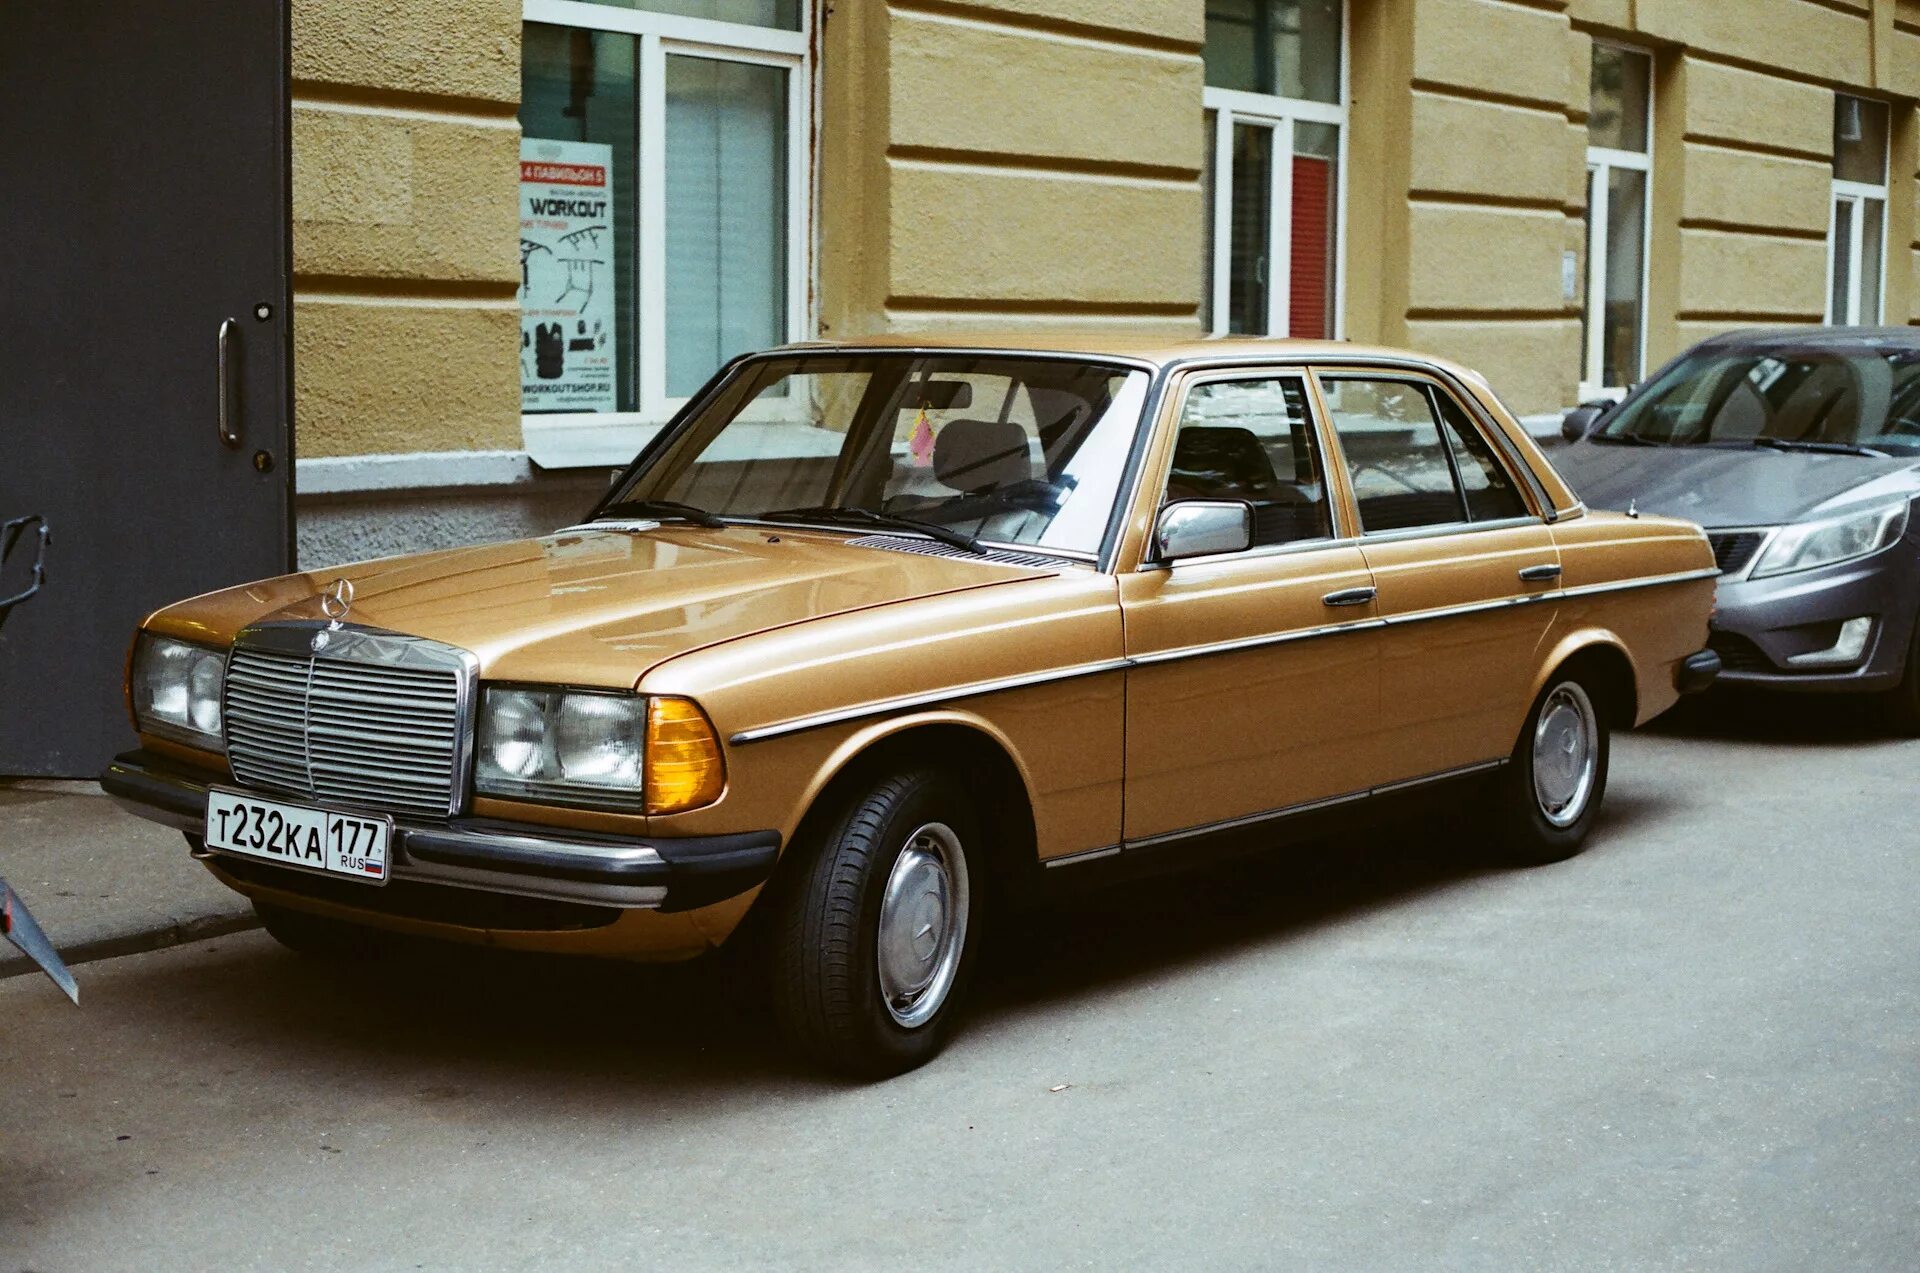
[[767, 769, 983, 1078], [1483, 673, 1610, 866]]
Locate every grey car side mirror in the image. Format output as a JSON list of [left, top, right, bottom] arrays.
[[1155, 500, 1253, 562], [1561, 401, 1612, 443]]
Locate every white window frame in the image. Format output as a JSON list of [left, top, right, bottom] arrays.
[[520, 0, 812, 468], [1202, 0, 1350, 341], [1827, 182, 1888, 326], [1580, 41, 1654, 402]]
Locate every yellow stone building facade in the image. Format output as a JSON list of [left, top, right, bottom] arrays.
[[290, 0, 1920, 559]]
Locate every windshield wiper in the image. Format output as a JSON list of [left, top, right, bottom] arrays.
[[1745, 437, 1889, 459], [1587, 433, 1664, 446], [758, 505, 985, 554], [595, 498, 728, 528]]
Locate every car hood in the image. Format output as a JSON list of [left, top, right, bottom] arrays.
[[155, 525, 1056, 687], [1552, 442, 1920, 527]]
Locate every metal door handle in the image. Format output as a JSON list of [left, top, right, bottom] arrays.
[[1322, 586, 1376, 607], [217, 318, 241, 448], [1518, 563, 1562, 583]]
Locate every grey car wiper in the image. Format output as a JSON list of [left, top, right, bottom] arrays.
[[1587, 433, 1664, 446], [758, 505, 985, 554], [596, 498, 728, 528], [1746, 437, 1889, 459]]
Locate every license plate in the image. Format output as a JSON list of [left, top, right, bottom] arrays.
[[204, 789, 391, 884]]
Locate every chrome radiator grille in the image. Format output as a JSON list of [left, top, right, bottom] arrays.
[[223, 631, 470, 818]]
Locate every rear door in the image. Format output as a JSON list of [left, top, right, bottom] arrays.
[[0, 2, 292, 775], [1314, 371, 1561, 780]]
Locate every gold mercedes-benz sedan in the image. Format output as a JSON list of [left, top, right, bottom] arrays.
[[104, 335, 1720, 1075]]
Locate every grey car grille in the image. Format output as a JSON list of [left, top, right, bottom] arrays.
[[1708, 531, 1767, 576], [224, 643, 466, 818]]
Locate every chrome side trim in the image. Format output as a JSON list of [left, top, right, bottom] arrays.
[[1379, 592, 1553, 628], [1041, 844, 1122, 870], [1368, 758, 1507, 796], [1359, 514, 1542, 545], [1554, 567, 1720, 600], [726, 658, 1133, 745], [1125, 618, 1387, 668]]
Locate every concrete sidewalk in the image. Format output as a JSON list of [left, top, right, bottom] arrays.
[[0, 781, 255, 983]]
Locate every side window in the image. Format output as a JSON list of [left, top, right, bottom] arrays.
[[1320, 377, 1465, 533], [1434, 391, 1530, 521], [1163, 376, 1333, 548]]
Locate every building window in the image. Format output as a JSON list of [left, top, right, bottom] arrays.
[[1202, 0, 1346, 339], [1829, 95, 1889, 326], [1581, 43, 1652, 398], [518, 0, 807, 465]]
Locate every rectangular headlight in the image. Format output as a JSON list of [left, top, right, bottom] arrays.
[[129, 633, 226, 751], [475, 687, 648, 809], [474, 687, 724, 814]]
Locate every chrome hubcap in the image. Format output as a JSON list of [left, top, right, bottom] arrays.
[[876, 821, 969, 1029], [1532, 681, 1599, 828]]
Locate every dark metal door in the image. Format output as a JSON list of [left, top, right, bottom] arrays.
[[0, 2, 292, 776]]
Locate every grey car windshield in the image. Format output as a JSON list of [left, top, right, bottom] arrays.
[[608, 353, 1152, 556], [1598, 346, 1920, 455]]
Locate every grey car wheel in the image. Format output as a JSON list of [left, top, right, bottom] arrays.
[[1485, 670, 1611, 866], [768, 768, 984, 1077]]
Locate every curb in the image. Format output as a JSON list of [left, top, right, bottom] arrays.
[[0, 911, 261, 983]]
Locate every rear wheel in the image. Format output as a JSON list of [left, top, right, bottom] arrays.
[[767, 768, 983, 1078], [1484, 673, 1610, 866]]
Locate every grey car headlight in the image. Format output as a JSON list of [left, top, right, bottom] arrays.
[[129, 633, 226, 750], [475, 686, 647, 808], [1751, 501, 1910, 579]]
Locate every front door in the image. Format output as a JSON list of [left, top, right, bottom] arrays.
[[1121, 370, 1380, 844], [0, 2, 292, 775], [1315, 372, 1562, 780]]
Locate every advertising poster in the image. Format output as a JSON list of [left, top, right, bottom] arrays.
[[519, 138, 617, 412]]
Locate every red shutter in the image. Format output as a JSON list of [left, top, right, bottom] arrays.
[[1290, 155, 1333, 340]]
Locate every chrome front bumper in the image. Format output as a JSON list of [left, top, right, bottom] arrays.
[[102, 751, 779, 915]]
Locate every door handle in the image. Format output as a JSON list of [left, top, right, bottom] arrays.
[[1518, 563, 1562, 583], [1322, 586, 1377, 607], [217, 318, 241, 448]]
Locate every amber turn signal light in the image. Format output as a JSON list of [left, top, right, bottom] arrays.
[[645, 696, 725, 815]]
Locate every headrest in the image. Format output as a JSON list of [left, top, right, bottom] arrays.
[[933, 419, 1031, 493], [1171, 426, 1277, 488]]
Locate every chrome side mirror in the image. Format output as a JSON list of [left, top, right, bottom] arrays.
[[1155, 500, 1252, 562]]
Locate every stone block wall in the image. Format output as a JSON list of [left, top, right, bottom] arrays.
[[289, 0, 523, 459]]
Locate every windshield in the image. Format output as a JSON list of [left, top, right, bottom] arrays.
[[604, 353, 1152, 556], [1597, 345, 1920, 454]]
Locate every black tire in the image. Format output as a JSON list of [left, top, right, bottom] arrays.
[[253, 900, 385, 960], [1881, 616, 1920, 736], [1484, 670, 1611, 866], [767, 768, 984, 1078]]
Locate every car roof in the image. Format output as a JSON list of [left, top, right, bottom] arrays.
[[773, 331, 1486, 376], [1694, 326, 1920, 354]]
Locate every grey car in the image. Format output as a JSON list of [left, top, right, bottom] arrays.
[[1554, 328, 1920, 730]]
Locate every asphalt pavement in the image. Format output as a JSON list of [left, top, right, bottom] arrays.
[[3, 694, 1916, 1270]]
